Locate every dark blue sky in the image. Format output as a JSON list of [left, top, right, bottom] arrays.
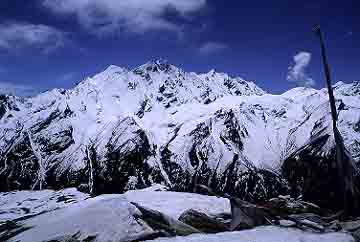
[[0, 0, 359, 95]]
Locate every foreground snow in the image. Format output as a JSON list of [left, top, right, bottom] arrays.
[[7, 194, 150, 242], [145, 226, 354, 242], [0, 187, 355, 242], [1, 187, 230, 242]]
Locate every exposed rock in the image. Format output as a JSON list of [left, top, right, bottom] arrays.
[[131, 202, 201, 236], [328, 220, 342, 232], [278, 220, 296, 227], [288, 213, 327, 225], [235, 168, 290, 202], [0, 134, 40, 191], [264, 195, 322, 216], [341, 220, 360, 232], [229, 198, 270, 230], [178, 209, 228, 233], [0, 220, 31, 241], [76, 183, 90, 193], [282, 133, 360, 212], [298, 219, 325, 231], [352, 228, 360, 242]]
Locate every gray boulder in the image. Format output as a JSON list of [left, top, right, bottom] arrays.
[[131, 202, 201, 236], [341, 220, 360, 232], [178, 209, 229, 233]]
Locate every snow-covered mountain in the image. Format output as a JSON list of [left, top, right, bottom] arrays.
[[0, 60, 359, 206]]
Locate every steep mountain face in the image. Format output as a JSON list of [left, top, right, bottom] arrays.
[[282, 81, 360, 209], [0, 60, 359, 207]]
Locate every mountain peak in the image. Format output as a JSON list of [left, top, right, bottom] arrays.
[[208, 69, 217, 76], [133, 58, 178, 74], [333, 81, 346, 88], [150, 58, 169, 66], [334, 80, 360, 96], [104, 65, 128, 73]]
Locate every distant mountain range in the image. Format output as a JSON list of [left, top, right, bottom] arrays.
[[1, 60, 359, 208]]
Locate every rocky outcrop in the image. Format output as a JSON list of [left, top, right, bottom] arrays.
[[131, 202, 201, 236], [178, 209, 229, 233], [282, 134, 360, 211], [263, 195, 322, 216]]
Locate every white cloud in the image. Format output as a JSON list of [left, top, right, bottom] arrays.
[[0, 81, 39, 97], [199, 42, 227, 55], [42, 0, 207, 34], [287, 52, 315, 87], [0, 23, 65, 53]]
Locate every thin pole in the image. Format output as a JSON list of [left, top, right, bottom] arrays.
[[313, 25, 358, 215], [313, 25, 338, 127]]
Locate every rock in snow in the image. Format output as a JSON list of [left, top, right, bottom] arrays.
[[0, 60, 359, 208], [279, 220, 297, 227], [124, 189, 230, 219], [178, 209, 229, 233]]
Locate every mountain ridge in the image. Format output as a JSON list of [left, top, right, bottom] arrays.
[[0, 61, 359, 208]]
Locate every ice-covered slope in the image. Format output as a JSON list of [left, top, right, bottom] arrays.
[[0, 60, 359, 203]]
